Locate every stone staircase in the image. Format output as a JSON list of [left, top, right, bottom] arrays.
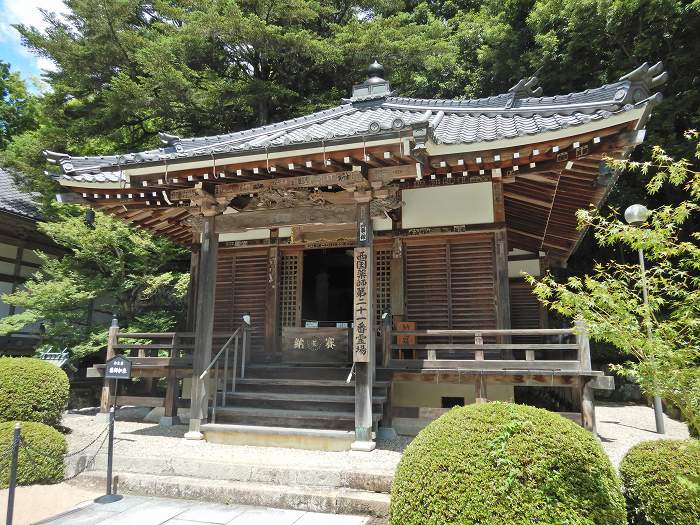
[[201, 365, 391, 450]]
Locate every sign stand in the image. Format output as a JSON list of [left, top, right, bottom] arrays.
[[95, 355, 131, 504]]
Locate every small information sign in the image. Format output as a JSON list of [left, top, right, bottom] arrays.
[[104, 355, 132, 380]]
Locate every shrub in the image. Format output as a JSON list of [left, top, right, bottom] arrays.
[[619, 439, 700, 525], [0, 421, 66, 488], [390, 402, 626, 525], [0, 357, 69, 427]]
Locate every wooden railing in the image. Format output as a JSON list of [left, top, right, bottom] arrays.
[[381, 318, 592, 374], [97, 327, 242, 420]]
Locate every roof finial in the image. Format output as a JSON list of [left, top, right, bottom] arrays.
[[367, 61, 385, 84]]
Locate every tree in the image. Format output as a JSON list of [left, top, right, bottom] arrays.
[[0, 205, 189, 360], [0, 61, 38, 150], [527, 132, 700, 435]]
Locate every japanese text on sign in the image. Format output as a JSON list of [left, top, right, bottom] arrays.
[[353, 246, 371, 362]]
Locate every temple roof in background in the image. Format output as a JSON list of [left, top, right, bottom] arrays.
[[0, 168, 41, 221]]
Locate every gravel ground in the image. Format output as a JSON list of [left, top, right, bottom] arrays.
[[595, 402, 690, 467], [62, 402, 689, 476], [63, 408, 403, 476]]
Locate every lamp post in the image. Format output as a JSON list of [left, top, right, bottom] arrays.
[[624, 204, 665, 434]]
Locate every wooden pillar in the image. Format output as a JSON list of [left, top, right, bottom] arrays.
[[161, 368, 180, 426], [186, 236, 201, 331], [576, 319, 597, 434], [494, 229, 511, 333], [581, 379, 597, 434], [185, 216, 219, 439], [493, 174, 511, 345], [265, 230, 280, 359], [352, 200, 376, 451], [390, 237, 404, 317], [99, 317, 119, 413]]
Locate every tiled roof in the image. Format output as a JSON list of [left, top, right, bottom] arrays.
[[0, 168, 42, 220], [47, 61, 667, 184]]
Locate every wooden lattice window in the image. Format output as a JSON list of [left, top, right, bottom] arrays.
[[375, 245, 392, 334], [279, 250, 302, 332]]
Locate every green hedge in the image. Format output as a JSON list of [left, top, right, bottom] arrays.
[[620, 439, 700, 525], [0, 421, 66, 488], [0, 357, 69, 427], [390, 402, 626, 525]]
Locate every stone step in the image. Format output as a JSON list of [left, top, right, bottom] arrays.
[[70, 471, 390, 518], [234, 378, 390, 397], [218, 391, 386, 413], [245, 366, 353, 381], [69, 451, 393, 492], [211, 406, 382, 431], [245, 366, 393, 382], [200, 423, 356, 452]]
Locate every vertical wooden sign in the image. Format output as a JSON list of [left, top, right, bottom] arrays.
[[353, 202, 373, 363], [353, 246, 371, 362]]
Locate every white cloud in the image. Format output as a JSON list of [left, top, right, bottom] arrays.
[[0, 0, 67, 72]]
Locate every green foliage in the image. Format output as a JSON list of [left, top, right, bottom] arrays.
[[390, 402, 626, 525], [0, 206, 189, 359], [0, 421, 66, 489], [528, 132, 700, 435], [619, 439, 700, 525], [0, 358, 69, 428], [0, 61, 38, 150]]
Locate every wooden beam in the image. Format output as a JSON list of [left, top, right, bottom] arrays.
[[209, 170, 365, 199], [213, 204, 369, 233]]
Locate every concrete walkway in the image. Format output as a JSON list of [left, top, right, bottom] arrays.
[[38, 496, 369, 525]]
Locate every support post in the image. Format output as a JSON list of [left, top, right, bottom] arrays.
[[160, 368, 180, 426], [382, 313, 392, 368], [581, 379, 597, 434], [352, 200, 375, 451], [185, 215, 219, 440], [575, 320, 597, 434], [99, 317, 119, 414], [494, 228, 511, 350], [186, 236, 201, 331], [264, 230, 280, 360]]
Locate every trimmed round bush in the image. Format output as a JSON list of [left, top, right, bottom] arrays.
[[619, 439, 700, 525], [390, 402, 626, 525], [0, 357, 69, 427], [0, 421, 66, 488]]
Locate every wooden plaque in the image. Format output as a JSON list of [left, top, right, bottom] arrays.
[[395, 321, 416, 347], [353, 246, 372, 362], [280, 327, 350, 363]]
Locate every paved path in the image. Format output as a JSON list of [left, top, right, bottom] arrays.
[[0, 483, 102, 525], [38, 496, 369, 525]]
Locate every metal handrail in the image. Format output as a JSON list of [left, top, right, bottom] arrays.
[[199, 322, 249, 424], [199, 327, 242, 381]]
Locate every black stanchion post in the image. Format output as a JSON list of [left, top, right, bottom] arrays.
[[5, 422, 20, 525], [106, 405, 114, 495], [95, 355, 129, 504]]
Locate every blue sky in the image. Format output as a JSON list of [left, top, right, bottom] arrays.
[[0, 0, 66, 90]]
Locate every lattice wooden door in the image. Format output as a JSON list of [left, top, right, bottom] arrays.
[[278, 249, 303, 332]]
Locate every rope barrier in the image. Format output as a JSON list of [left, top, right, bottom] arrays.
[[18, 429, 110, 484]]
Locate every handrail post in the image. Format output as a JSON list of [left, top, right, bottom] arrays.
[[241, 325, 248, 379], [222, 342, 229, 408], [382, 313, 392, 368], [474, 332, 484, 361], [575, 320, 591, 371], [232, 335, 239, 393]]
